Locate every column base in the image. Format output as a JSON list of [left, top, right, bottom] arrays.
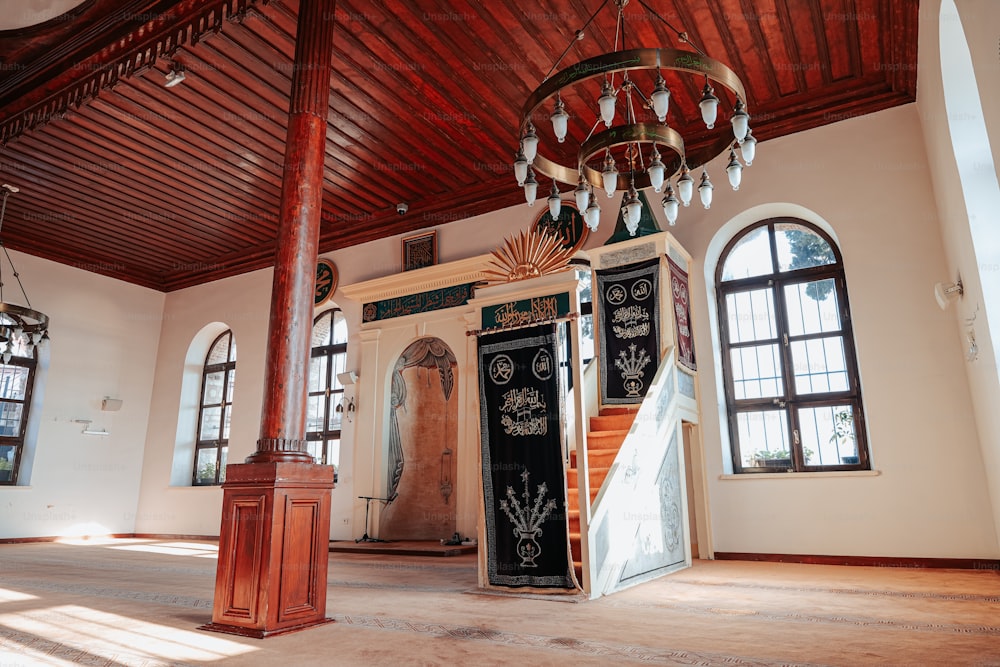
[[199, 616, 335, 639], [203, 461, 335, 639]]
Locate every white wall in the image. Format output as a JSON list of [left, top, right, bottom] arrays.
[[134, 269, 271, 536], [661, 102, 998, 558], [0, 251, 163, 539], [918, 0, 1000, 546]]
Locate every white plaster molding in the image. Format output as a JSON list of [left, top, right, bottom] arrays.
[[340, 254, 494, 303]]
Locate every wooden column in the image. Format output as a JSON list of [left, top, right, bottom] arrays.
[[201, 0, 336, 639]]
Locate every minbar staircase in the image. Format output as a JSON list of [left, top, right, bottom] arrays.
[[567, 407, 638, 583]]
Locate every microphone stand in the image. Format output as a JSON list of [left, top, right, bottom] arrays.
[[355, 495, 393, 543]]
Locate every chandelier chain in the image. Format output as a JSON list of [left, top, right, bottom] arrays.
[[541, 0, 611, 82]]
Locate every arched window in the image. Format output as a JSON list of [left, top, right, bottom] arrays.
[[193, 330, 236, 485], [0, 334, 36, 485], [716, 219, 869, 472], [307, 309, 348, 480]]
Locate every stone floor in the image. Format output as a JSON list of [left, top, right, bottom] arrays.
[[1, 537, 999, 666]]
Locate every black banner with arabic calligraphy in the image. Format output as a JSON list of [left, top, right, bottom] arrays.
[[597, 259, 660, 404], [478, 324, 573, 588], [667, 256, 696, 371]]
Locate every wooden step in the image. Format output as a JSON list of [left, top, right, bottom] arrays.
[[590, 412, 637, 432], [598, 407, 639, 416], [567, 466, 611, 491], [568, 508, 579, 533], [569, 532, 582, 561], [570, 447, 619, 468], [586, 430, 629, 450]]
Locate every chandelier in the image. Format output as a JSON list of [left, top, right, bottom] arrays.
[[513, 0, 757, 235], [0, 184, 49, 363]]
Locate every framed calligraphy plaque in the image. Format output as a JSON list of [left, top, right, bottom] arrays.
[[402, 230, 437, 271]]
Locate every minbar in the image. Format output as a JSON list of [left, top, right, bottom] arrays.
[[200, 462, 335, 638]]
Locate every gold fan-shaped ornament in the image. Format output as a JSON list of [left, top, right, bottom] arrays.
[[482, 229, 576, 284]]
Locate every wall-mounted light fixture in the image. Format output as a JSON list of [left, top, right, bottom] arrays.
[[74, 418, 109, 436], [934, 279, 964, 310], [335, 396, 356, 422], [336, 370, 358, 385], [101, 397, 123, 412]]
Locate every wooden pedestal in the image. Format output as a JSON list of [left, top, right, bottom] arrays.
[[200, 462, 335, 638]]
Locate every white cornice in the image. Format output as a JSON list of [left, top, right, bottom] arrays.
[[340, 254, 494, 303]]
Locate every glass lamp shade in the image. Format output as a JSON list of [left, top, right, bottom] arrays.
[[677, 165, 694, 207], [651, 75, 670, 122], [585, 195, 601, 231], [647, 150, 666, 193], [522, 123, 539, 163], [740, 129, 756, 165], [726, 148, 743, 190], [547, 182, 562, 218], [731, 98, 750, 143], [698, 170, 714, 209], [625, 191, 642, 233], [524, 170, 538, 206], [574, 176, 590, 211], [551, 99, 569, 143], [513, 149, 528, 186], [601, 154, 618, 197], [662, 186, 679, 226], [598, 81, 616, 127], [699, 83, 719, 129]]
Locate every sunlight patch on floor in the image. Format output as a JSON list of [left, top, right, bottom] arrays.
[[0, 587, 37, 603], [54, 523, 114, 544], [109, 541, 219, 557], [0, 604, 256, 662]]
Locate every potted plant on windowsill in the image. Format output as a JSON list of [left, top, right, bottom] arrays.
[[751, 449, 793, 468], [832, 409, 859, 464]]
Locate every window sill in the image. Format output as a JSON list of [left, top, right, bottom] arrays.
[[719, 469, 882, 480]]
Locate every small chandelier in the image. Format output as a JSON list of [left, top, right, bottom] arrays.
[[513, 0, 757, 232], [0, 184, 49, 363]]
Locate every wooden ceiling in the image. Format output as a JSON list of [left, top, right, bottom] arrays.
[[0, 0, 917, 291]]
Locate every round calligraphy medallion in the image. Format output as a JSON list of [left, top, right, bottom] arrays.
[[489, 354, 514, 385], [315, 259, 338, 306], [532, 202, 589, 253], [606, 283, 627, 305]]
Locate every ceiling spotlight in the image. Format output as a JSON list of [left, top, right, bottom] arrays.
[[164, 65, 186, 88]]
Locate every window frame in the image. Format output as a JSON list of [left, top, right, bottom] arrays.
[[0, 345, 36, 486], [192, 330, 236, 486], [307, 309, 347, 480], [716, 219, 870, 473]]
